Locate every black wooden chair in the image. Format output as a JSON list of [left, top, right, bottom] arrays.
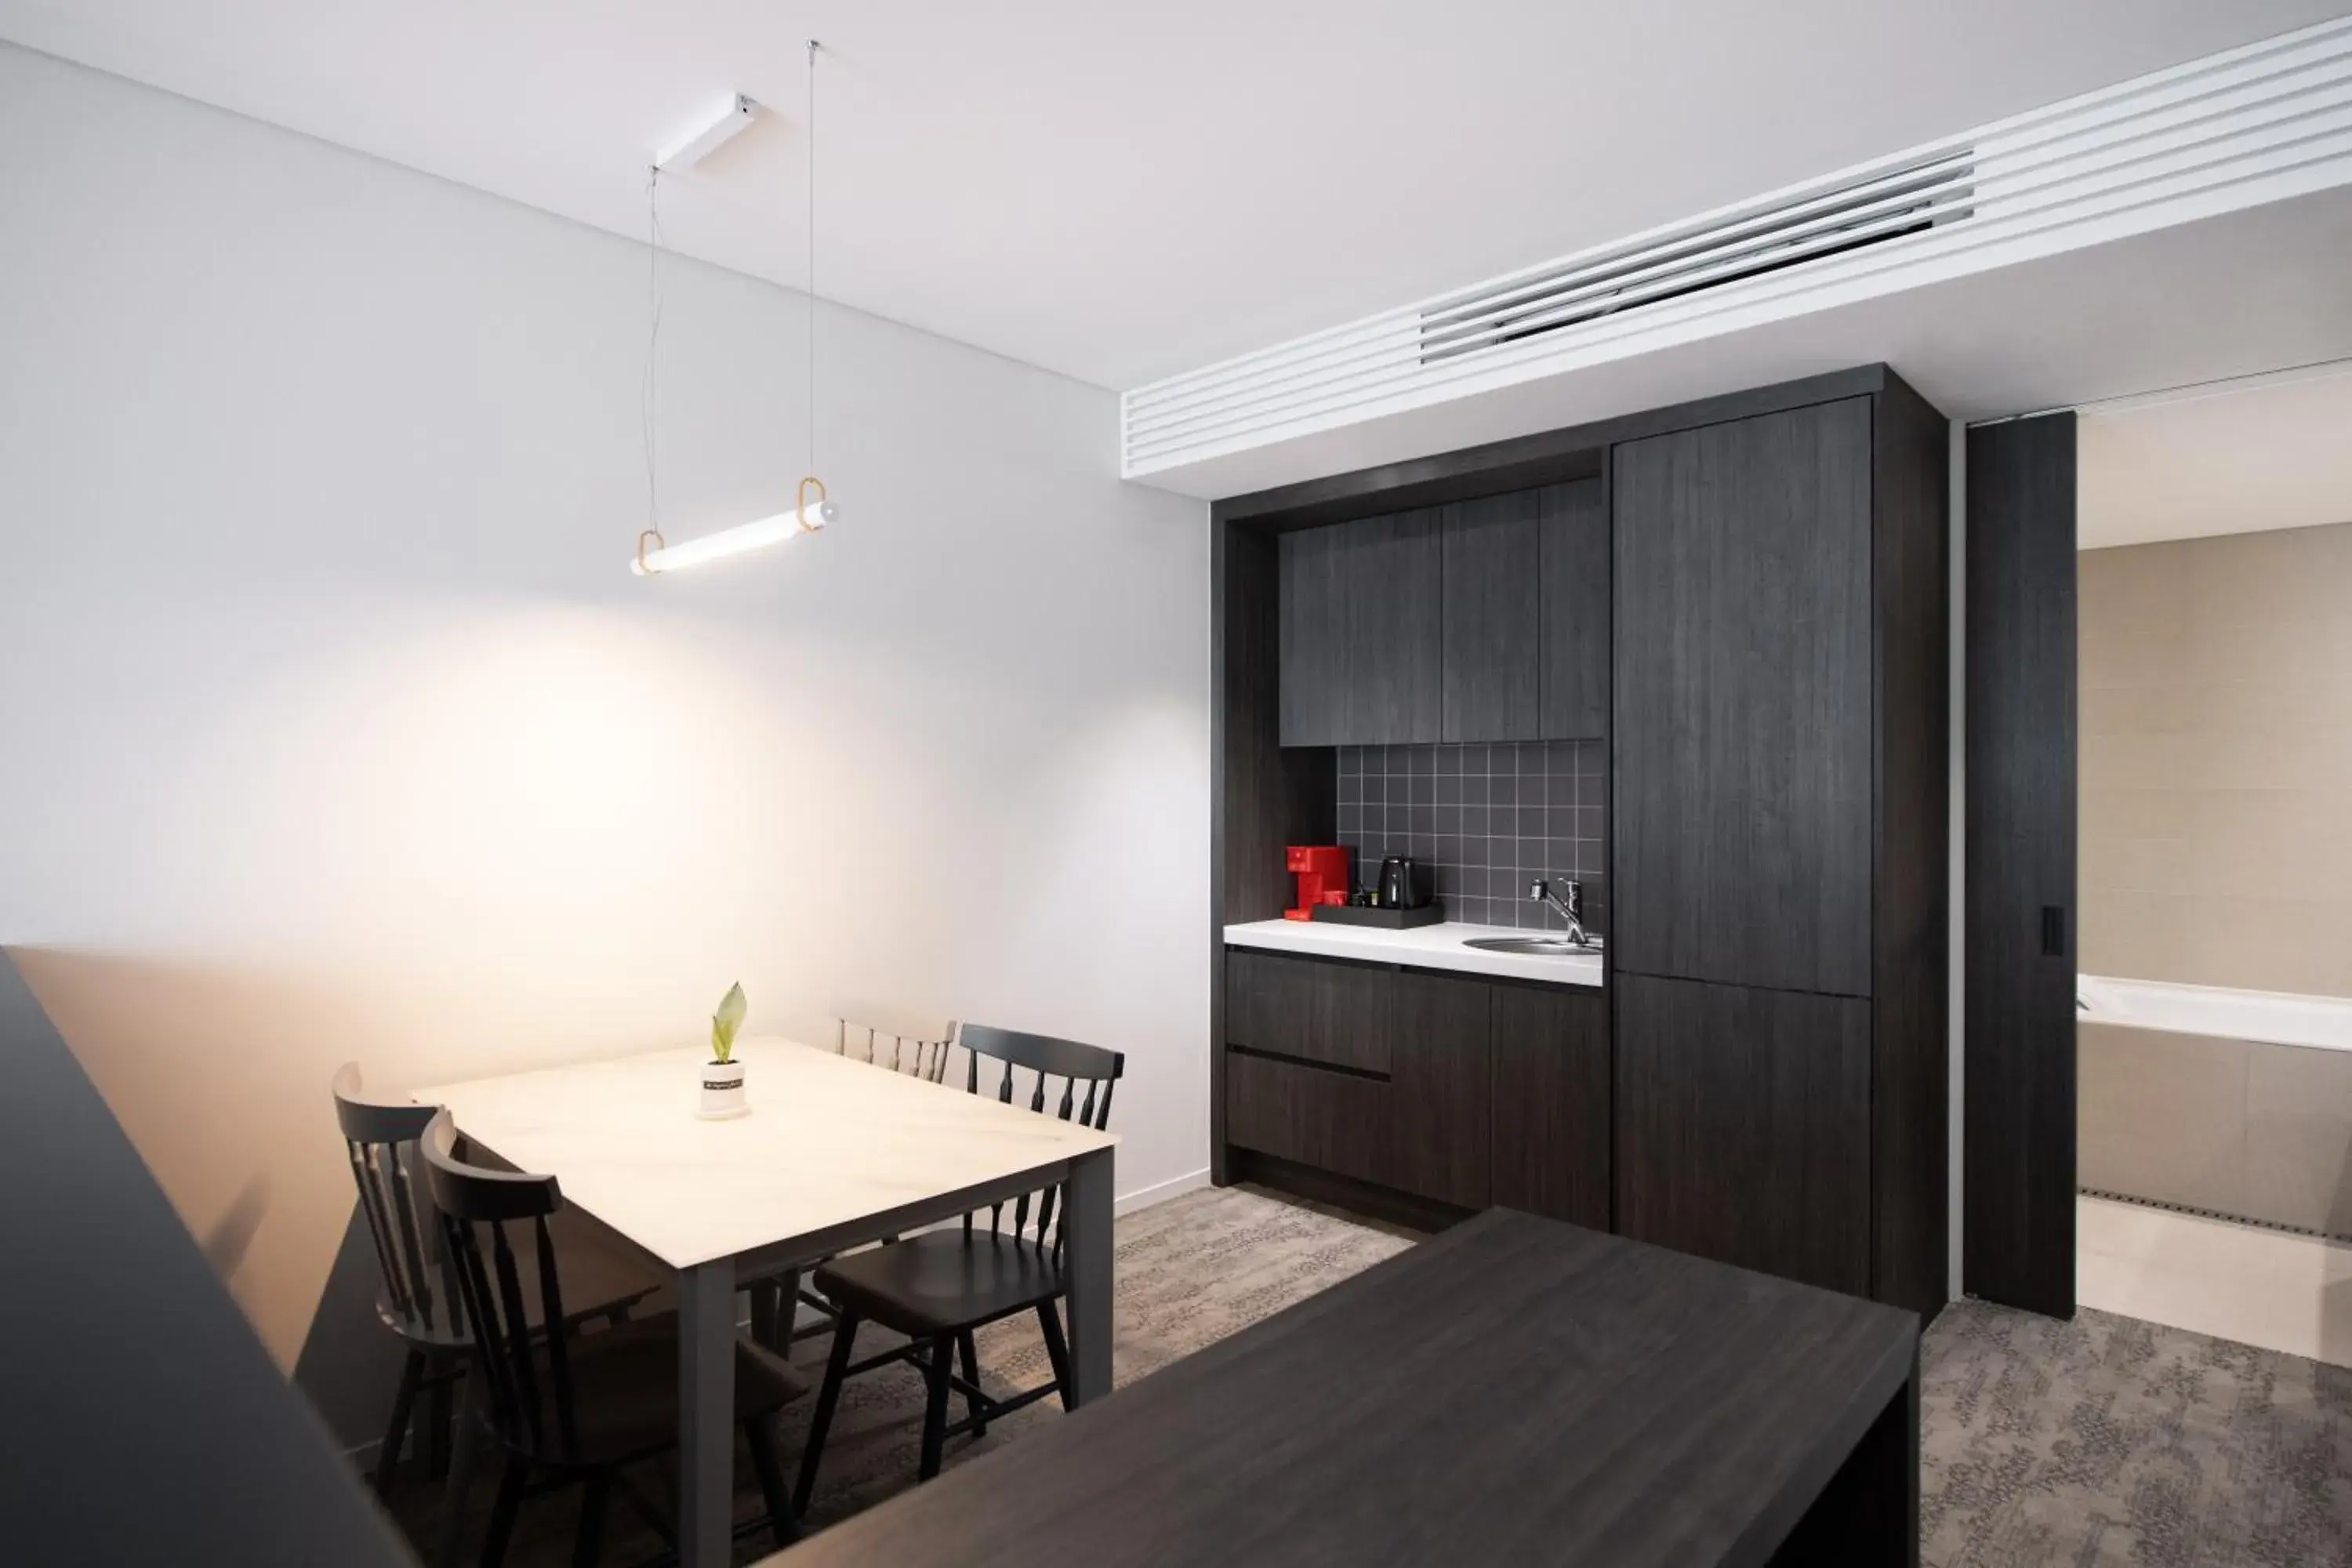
[[746, 1000, 960, 1351], [418, 1109, 809, 1566], [332, 1063, 655, 1542], [827, 997, 960, 1083], [792, 1025, 1123, 1510]]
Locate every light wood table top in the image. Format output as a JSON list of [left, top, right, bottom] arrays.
[[417, 1034, 1117, 1271]]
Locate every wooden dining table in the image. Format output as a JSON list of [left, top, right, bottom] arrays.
[[771, 1207, 1920, 1568], [418, 1034, 1119, 1568]]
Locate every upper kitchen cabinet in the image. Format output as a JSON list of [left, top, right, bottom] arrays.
[[1277, 522, 1349, 747], [1348, 510, 1446, 744], [1277, 490, 1608, 748], [1612, 398, 1875, 997], [1537, 479, 1610, 741], [1276, 510, 1443, 746], [1441, 492, 1540, 742]]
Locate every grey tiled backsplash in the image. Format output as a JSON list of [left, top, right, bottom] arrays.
[[1336, 739, 1606, 932]]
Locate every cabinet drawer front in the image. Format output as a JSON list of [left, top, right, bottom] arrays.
[[1226, 1052, 1390, 1186], [1226, 950, 1392, 1075]]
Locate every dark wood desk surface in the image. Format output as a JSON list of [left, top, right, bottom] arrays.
[[773, 1207, 1920, 1568]]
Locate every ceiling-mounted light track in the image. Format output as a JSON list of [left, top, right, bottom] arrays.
[[654, 93, 759, 172], [633, 42, 840, 579]]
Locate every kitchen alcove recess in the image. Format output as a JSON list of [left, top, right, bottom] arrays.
[[1212, 366, 1949, 1321]]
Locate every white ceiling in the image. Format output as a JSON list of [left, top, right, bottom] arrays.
[[2079, 367, 2352, 550], [2, 0, 2346, 391]]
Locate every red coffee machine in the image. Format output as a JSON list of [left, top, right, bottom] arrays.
[[1284, 844, 1349, 921]]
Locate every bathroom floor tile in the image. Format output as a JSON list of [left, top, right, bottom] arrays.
[[2076, 1194, 2352, 1366]]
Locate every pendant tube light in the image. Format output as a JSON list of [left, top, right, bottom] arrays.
[[634, 481, 835, 575], [633, 41, 838, 578]]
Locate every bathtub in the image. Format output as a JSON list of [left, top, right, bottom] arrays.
[[2078, 975, 2352, 1236]]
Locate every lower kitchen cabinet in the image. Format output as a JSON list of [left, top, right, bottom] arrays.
[[1227, 949, 1392, 1073], [1225, 949, 1599, 1215], [1225, 1051, 1390, 1189], [1490, 982, 1610, 1229], [1613, 972, 1871, 1296], [1387, 970, 1492, 1209]]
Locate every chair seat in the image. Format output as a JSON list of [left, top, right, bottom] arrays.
[[378, 1213, 659, 1350], [814, 1229, 1064, 1338], [518, 1312, 809, 1468]]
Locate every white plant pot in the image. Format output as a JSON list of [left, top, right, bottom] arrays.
[[699, 1059, 748, 1120]]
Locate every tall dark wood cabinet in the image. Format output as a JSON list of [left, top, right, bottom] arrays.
[[1613, 401, 1874, 997], [1614, 974, 1871, 1295], [1610, 384, 1948, 1319]]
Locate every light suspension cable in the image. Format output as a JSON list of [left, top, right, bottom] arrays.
[[633, 39, 839, 577]]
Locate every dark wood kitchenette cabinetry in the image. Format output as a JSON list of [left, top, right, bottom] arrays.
[[1275, 485, 1608, 750], [1610, 391, 1948, 1312], [1439, 489, 1541, 743], [1214, 366, 1948, 1320], [1222, 948, 1600, 1219], [1488, 981, 1612, 1229], [1276, 509, 1444, 746]]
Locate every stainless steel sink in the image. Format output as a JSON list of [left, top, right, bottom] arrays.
[[1463, 937, 1604, 958]]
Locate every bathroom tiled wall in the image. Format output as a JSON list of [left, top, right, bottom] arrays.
[[1335, 739, 1606, 931], [2081, 519, 2352, 996]]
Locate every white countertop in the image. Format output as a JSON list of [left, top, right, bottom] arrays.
[[1223, 918, 1604, 988]]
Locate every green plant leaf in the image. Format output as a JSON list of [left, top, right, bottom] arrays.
[[711, 982, 746, 1063]]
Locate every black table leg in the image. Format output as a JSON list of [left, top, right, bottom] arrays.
[[1767, 1346, 1918, 1566]]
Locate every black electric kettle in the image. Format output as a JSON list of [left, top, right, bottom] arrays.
[[1377, 855, 1422, 909]]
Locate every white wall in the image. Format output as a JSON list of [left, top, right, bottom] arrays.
[[0, 42, 1210, 1435]]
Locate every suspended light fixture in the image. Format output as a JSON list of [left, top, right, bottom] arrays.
[[633, 40, 839, 577]]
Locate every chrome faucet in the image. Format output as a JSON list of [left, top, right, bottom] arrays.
[[1526, 878, 1599, 949]]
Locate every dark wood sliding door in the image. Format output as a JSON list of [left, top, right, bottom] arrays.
[[1963, 412, 2078, 1319]]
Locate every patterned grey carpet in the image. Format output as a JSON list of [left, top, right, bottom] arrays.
[[383, 1188, 2352, 1566], [1921, 1299, 2352, 1566], [386, 1185, 1413, 1564]]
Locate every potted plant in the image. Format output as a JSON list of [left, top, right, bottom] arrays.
[[699, 982, 750, 1120]]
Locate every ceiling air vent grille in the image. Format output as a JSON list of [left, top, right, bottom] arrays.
[[1418, 151, 1976, 365], [1123, 13, 2352, 485]]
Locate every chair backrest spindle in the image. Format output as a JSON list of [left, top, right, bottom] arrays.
[[830, 997, 958, 1085], [953, 1025, 1123, 1254]]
